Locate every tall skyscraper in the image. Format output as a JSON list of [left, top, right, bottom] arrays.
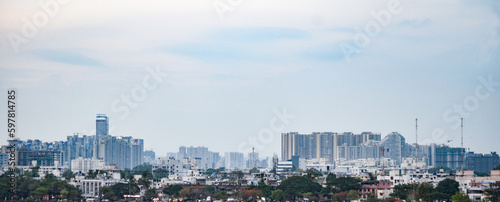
[[96, 114, 109, 139], [94, 114, 109, 160]]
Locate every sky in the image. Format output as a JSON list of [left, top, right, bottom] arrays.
[[0, 0, 499, 158]]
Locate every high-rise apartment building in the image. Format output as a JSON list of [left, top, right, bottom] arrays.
[[94, 114, 108, 160], [97, 135, 144, 169], [177, 146, 220, 169], [247, 152, 259, 168], [466, 152, 500, 173], [65, 134, 94, 167], [379, 132, 408, 165], [225, 152, 244, 169], [433, 145, 465, 170], [281, 131, 381, 163], [95, 114, 109, 139]]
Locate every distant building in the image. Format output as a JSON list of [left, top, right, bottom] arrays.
[[177, 146, 221, 169], [379, 132, 408, 165], [466, 152, 500, 174], [154, 157, 185, 176], [338, 140, 380, 161], [71, 157, 106, 174], [144, 150, 156, 164], [95, 114, 109, 139], [97, 135, 144, 169], [94, 114, 108, 160], [17, 147, 63, 166], [65, 134, 94, 167], [0, 152, 8, 167], [434, 145, 465, 170], [281, 132, 381, 163], [247, 152, 259, 168], [225, 152, 244, 170]]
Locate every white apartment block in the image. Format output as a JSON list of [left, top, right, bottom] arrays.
[[71, 157, 105, 173]]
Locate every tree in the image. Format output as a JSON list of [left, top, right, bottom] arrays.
[[138, 177, 152, 189], [436, 179, 459, 199], [271, 189, 284, 201], [348, 190, 359, 200], [30, 166, 40, 177], [368, 172, 376, 180], [306, 168, 322, 178], [179, 186, 205, 199], [153, 168, 169, 181], [242, 189, 263, 201], [205, 185, 216, 195], [163, 185, 183, 197], [249, 167, 259, 174], [451, 192, 471, 202], [332, 191, 349, 201], [232, 170, 244, 179], [484, 188, 500, 201], [86, 170, 98, 179], [366, 193, 382, 202], [249, 179, 273, 197], [132, 163, 153, 173], [277, 176, 321, 200], [33, 187, 48, 197], [101, 183, 139, 200], [214, 191, 228, 200], [62, 170, 75, 181], [415, 183, 435, 201], [205, 168, 218, 176], [428, 192, 449, 201], [328, 176, 362, 193], [145, 188, 158, 200], [302, 192, 319, 201], [60, 189, 69, 199], [390, 183, 417, 200]]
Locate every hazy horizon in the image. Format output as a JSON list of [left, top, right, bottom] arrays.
[[1, 0, 499, 158]]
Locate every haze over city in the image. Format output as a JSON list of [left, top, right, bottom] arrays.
[[1, 0, 499, 158]]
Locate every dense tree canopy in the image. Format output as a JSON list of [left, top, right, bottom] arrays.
[[271, 189, 284, 201], [163, 185, 183, 197], [484, 188, 500, 201], [326, 174, 362, 193], [101, 183, 139, 201], [436, 179, 459, 199], [391, 179, 460, 201], [277, 176, 322, 200], [0, 172, 81, 200]]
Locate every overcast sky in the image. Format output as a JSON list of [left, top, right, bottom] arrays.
[[1, 0, 499, 158]]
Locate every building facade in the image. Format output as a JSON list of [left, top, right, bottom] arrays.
[[466, 152, 500, 174], [281, 131, 381, 163]]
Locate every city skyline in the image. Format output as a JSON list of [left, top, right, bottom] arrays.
[[1, 1, 500, 158]]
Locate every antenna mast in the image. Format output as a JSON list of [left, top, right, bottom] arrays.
[[416, 118, 418, 168], [461, 118, 464, 170], [252, 147, 256, 168]]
